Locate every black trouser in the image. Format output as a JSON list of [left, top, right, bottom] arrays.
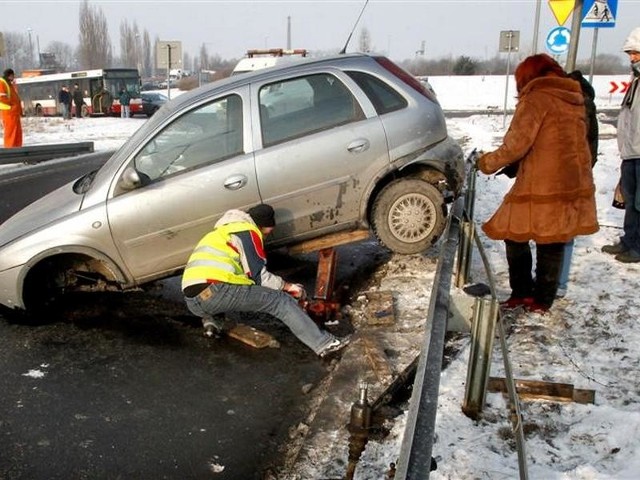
[[505, 240, 565, 307]]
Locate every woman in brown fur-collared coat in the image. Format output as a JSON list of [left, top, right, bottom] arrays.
[[477, 54, 599, 312]]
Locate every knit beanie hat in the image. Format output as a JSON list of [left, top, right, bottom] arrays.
[[623, 27, 640, 52], [247, 204, 276, 228]]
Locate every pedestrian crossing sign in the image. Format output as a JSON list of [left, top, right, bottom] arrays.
[[581, 0, 617, 28]]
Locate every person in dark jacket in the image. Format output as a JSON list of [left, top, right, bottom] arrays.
[[477, 54, 598, 313], [58, 86, 72, 119], [556, 69, 599, 298], [72, 84, 84, 118], [118, 87, 131, 118]]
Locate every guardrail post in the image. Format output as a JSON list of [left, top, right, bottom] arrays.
[[462, 296, 498, 419], [455, 154, 478, 288]]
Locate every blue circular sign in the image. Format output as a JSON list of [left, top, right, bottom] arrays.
[[546, 26, 571, 55]]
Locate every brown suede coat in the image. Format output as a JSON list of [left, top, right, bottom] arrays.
[[477, 75, 599, 244]]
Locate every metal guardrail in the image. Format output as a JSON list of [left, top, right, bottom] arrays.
[[394, 152, 529, 479], [0, 142, 94, 165], [394, 196, 464, 478]]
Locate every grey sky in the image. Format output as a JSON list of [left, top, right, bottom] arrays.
[[4, 0, 640, 64]]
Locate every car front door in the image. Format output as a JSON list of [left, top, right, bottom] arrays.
[[106, 91, 261, 283], [252, 72, 389, 245]]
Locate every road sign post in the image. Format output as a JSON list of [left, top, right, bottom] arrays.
[[156, 41, 182, 99], [499, 30, 520, 129], [581, 0, 618, 81]]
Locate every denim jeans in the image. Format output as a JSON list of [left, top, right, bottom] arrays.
[[121, 105, 130, 118], [558, 239, 574, 291], [505, 240, 564, 307], [184, 283, 335, 355], [620, 158, 640, 254]]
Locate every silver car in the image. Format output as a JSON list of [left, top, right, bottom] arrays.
[[0, 53, 463, 312]]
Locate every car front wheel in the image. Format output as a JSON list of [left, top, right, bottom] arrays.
[[372, 179, 446, 254]]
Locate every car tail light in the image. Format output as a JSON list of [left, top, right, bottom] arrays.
[[374, 56, 439, 105]]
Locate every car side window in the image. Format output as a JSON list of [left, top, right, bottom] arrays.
[[134, 94, 243, 180], [259, 73, 364, 147], [346, 71, 407, 115]]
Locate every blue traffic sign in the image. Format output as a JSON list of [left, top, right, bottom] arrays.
[[546, 26, 571, 55], [582, 0, 617, 28]]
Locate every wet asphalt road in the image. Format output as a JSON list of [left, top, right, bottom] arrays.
[[0, 282, 330, 479]]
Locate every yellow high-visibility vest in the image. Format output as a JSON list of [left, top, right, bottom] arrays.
[[0, 77, 11, 110], [182, 221, 263, 290]]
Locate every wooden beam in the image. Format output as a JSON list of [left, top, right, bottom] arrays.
[[227, 324, 280, 349], [488, 377, 595, 404], [287, 229, 371, 255]]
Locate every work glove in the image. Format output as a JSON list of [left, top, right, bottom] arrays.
[[284, 282, 307, 300]]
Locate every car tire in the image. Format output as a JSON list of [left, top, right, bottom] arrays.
[[372, 179, 446, 254]]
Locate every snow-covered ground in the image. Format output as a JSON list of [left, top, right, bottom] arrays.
[[2, 75, 638, 479]]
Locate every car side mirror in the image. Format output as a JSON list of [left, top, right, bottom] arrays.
[[120, 167, 151, 190]]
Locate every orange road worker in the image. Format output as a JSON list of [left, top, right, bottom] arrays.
[[0, 68, 23, 148]]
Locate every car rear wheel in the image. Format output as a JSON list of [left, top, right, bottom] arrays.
[[372, 179, 446, 254]]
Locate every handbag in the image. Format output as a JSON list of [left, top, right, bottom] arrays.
[[612, 181, 625, 209]]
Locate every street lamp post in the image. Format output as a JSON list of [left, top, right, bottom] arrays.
[[27, 28, 33, 68]]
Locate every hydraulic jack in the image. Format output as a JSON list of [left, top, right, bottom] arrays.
[[288, 229, 371, 323]]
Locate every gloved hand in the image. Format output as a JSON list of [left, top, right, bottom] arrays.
[[284, 282, 306, 300]]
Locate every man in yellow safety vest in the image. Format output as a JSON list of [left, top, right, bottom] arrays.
[[182, 204, 350, 358]]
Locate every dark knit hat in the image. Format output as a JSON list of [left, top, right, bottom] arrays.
[[247, 204, 276, 228]]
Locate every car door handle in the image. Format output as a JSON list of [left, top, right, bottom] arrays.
[[347, 139, 370, 154], [223, 175, 248, 190]]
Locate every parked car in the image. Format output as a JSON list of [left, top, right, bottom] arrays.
[[0, 53, 464, 313], [141, 92, 169, 117]]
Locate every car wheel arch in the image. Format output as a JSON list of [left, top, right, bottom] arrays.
[[21, 249, 129, 312]]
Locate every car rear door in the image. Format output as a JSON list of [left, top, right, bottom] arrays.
[[252, 71, 389, 245], [106, 89, 261, 282]]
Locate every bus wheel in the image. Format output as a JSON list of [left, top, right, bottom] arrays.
[[35, 105, 43, 117]]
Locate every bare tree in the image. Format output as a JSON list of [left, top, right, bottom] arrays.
[[43, 41, 76, 71], [78, 0, 112, 69], [142, 30, 152, 77], [199, 43, 211, 70], [119, 19, 140, 68], [183, 52, 192, 73], [0, 32, 31, 73]]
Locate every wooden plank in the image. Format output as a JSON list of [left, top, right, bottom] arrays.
[[361, 336, 393, 381], [488, 377, 595, 404], [363, 291, 396, 326], [287, 229, 371, 255], [227, 324, 280, 349]]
